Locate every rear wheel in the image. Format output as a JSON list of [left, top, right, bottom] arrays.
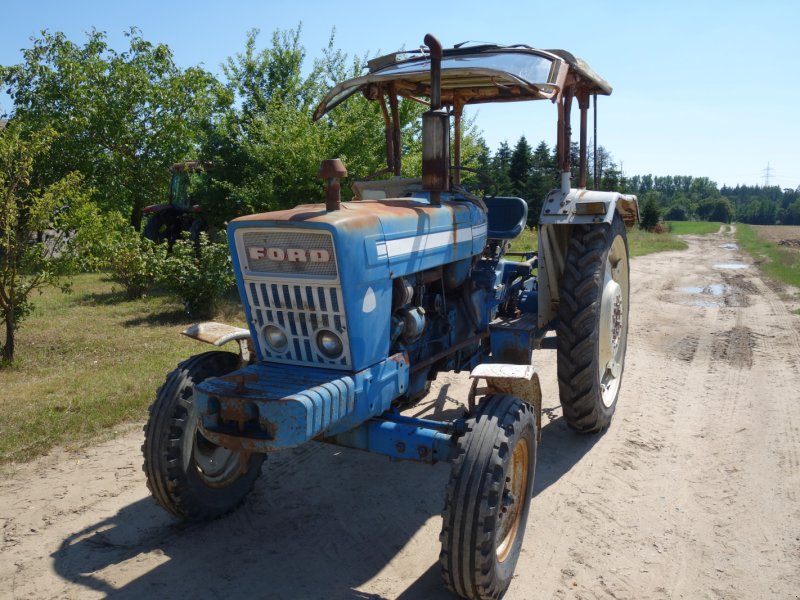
[[440, 395, 537, 600], [556, 213, 630, 432], [142, 351, 264, 520]]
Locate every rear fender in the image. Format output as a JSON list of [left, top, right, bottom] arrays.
[[536, 188, 638, 328]]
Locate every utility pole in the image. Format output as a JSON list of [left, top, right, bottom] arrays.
[[762, 162, 773, 187]]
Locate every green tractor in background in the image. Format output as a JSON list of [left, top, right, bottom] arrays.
[[142, 161, 212, 245]]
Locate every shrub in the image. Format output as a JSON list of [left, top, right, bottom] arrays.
[[106, 227, 167, 299], [160, 233, 235, 318]]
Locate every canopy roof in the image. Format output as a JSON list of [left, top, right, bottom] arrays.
[[314, 44, 612, 120]]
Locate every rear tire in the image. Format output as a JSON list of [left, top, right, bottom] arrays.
[[440, 395, 537, 600], [142, 351, 264, 520], [556, 213, 630, 432]]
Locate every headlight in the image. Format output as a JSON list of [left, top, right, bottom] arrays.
[[316, 330, 343, 358], [264, 325, 288, 352]]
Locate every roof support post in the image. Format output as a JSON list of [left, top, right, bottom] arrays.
[[388, 85, 402, 177], [578, 93, 590, 189]]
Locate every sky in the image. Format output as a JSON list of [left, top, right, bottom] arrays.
[[2, 0, 798, 189]]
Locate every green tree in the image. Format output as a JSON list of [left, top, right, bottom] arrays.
[[639, 191, 662, 231], [1, 29, 223, 229], [509, 136, 533, 198], [0, 123, 100, 363], [194, 27, 430, 224]]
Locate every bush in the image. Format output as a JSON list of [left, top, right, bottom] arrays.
[[106, 227, 168, 299], [639, 194, 662, 231], [160, 233, 235, 318]]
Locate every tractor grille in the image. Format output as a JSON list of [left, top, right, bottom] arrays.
[[245, 281, 351, 369], [242, 230, 337, 279]]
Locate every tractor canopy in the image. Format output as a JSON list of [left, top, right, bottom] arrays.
[[314, 44, 612, 120]]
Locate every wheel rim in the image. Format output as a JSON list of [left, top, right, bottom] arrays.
[[496, 439, 529, 562], [598, 234, 629, 408], [192, 430, 246, 487]]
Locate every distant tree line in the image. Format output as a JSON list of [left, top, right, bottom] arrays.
[[476, 136, 799, 226]]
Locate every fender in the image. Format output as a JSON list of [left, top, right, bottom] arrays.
[[536, 188, 639, 327], [182, 321, 254, 364], [469, 363, 543, 441]]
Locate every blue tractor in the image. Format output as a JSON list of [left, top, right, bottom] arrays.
[[142, 35, 638, 600]]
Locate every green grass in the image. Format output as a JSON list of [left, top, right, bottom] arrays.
[[509, 224, 692, 258], [736, 224, 800, 289], [668, 221, 724, 235], [0, 274, 245, 464]]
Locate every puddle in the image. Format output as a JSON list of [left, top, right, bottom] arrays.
[[678, 284, 727, 296], [676, 283, 735, 308], [719, 243, 739, 250], [685, 300, 720, 308], [713, 262, 749, 270]]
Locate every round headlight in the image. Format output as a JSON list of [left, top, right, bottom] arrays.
[[316, 330, 343, 358], [263, 325, 288, 353]]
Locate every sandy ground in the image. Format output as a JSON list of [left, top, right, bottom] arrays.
[[2, 227, 799, 600]]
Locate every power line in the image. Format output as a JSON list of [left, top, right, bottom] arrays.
[[762, 162, 774, 186]]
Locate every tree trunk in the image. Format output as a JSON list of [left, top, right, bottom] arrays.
[[2, 308, 14, 363]]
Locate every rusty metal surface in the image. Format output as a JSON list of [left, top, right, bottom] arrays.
[[317, 159, 347, 212], [182, 322, 252, 347]]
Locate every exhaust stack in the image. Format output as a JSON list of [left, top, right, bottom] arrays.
[[421, 34, 449, 205], [317, 158, 348, 211]]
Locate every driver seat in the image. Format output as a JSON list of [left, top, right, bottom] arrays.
[[483, 196, 529, 240]]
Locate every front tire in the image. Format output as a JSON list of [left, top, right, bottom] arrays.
[[556, 213, 630, 432], [440, 395, 537, 600], [142, 351, 264, 520]]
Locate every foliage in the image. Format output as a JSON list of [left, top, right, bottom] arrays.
[[192, 27, 436, 227], [105, 222, 168, 299], [160, 233, 235, 318], [0, 29, 224, 230], [0, 122, 99, 363], [639, 192, 662, 231]]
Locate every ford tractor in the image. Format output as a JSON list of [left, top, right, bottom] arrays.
[[142, 34, 638, 600]]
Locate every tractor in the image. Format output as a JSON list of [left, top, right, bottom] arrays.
[[142, 161, 211, 245], [142, 34, 638, 600]]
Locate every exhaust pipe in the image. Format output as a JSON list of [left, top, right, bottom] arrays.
[[317, 158, 348, 211], [421, 33, 449, 205]]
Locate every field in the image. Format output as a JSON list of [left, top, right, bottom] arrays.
[[738, 224, 800, 289]]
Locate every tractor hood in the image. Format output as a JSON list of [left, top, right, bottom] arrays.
[[229, 198, 487, 281]]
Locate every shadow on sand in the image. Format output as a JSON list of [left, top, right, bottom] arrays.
[[52, 400, 603, 599]]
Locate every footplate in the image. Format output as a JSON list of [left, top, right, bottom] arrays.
[[194, 353, 409, 452]]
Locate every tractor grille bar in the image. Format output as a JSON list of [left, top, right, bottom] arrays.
[[245, 281, 351, 369]]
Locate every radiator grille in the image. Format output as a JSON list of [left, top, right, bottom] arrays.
[[245, 280, 350, 369], [242, 230, 337, 278]]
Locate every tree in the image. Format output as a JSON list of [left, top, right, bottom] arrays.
[[0, 123, 100, 363], [194, 27, 429, 224], [639, 191, 662, 231], [509, 136, 533, 198], [1, 29, 223, 229]]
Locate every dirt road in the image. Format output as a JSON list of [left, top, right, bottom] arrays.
[[2, 228, 799, 600]]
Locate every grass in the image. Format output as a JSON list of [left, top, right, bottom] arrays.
[[668, 221, 724, 235], [0, 274, 245, 464], [509, 223, 694, 258], [736, 224, 800, 289]]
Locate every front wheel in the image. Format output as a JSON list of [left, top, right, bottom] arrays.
[[440, 395, 537, 600], [142, 351, 264, 520], [556, 213, 630, 432]]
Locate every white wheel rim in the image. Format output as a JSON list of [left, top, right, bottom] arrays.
[[598, 235, 629, 408]]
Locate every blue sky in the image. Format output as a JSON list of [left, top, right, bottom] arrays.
[[2, 0, 798, 189]]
